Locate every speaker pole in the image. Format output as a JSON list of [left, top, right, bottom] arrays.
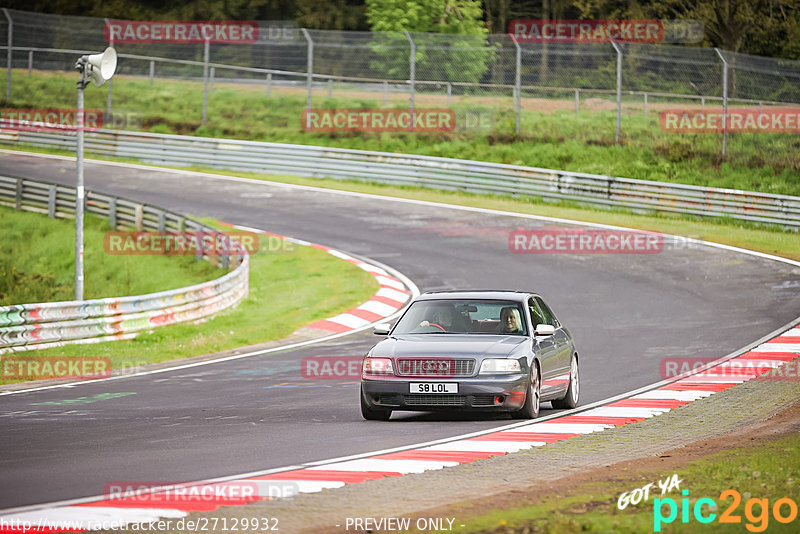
[[74, 57, 89, 301]]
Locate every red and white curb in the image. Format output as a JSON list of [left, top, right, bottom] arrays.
[[2, 325, 796, 533], [220, 223, 411, 334]]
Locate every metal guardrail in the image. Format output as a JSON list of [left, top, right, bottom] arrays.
[[2, 128, 799, 227], [0, 175, 250, 352]]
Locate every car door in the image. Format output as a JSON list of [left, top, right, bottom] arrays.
[[535, 296, 572, 383], [528, 297, 561, 398]]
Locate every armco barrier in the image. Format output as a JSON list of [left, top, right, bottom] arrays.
[[2, 129, 799, 227], [0, 175, 249, 352]]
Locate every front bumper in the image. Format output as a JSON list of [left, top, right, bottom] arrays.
[[361, 374, 528, 411]]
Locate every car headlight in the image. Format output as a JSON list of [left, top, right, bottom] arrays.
[[479, 358, 521, 375], [362, 357, 394, 377]]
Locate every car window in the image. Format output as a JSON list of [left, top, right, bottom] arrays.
[[392, 299, 528, 335], [534, 297, 559, 327], [528, 297, 547, 327]]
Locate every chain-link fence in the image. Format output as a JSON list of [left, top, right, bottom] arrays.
[[2, 8, 800, 158]]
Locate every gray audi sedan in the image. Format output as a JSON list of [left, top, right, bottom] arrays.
[[360, 290, 579, 420]]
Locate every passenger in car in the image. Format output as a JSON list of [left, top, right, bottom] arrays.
[[498, 306, 522, 334]]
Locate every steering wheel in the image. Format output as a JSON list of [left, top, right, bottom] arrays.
[[428, 322, 446, 332]]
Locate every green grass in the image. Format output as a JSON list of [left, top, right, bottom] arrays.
[[452, 432, 800, 533], [3, 69, 799, 196], [0, 208, 378, 383], [0, 205, 219, 305]]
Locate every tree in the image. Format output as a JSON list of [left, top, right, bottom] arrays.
[[365, 0, 493, 83]]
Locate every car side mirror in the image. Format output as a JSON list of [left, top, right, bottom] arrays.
[[373, 323, 391, 335], [535, 324, 555, 336]]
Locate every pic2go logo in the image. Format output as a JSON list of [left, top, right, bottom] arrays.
[[654, 489, 798, 532]]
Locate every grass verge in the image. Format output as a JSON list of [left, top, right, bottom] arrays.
[[450, 431, 800, 533], [0, 205, 219, 305], [0, 209, 379, 384], [4, 69, 799, 195]]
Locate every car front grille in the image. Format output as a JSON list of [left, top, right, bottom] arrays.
[[395, 358, 475, 377]]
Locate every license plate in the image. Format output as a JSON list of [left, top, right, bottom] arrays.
[[409, 382, 458, 394]]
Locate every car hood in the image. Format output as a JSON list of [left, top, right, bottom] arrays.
[[371, 335, 527, 359]]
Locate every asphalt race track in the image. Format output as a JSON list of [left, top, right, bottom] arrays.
[[1, 151, 798, 510]]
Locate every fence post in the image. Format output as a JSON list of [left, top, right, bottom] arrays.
[[14, 178, 21, 209], [149, 60, 154, 86], [27, 50, 32, 76], [382, 80, 388, 106], [301, 28, 313, 129], [405, 31, 415, 119], [446, 82, 451, 106], [327, 77, 332, 98], [3, 8, 12, 102], [210, 66, 215, 92], [511, 34, 521, 134], [202, 39, 210, 125], [611, 41, 622, 143], [266, 72, 272, 97], [643, 93, 647, 117], [575, 89, 579, 113], [714, 48, 728, 156]]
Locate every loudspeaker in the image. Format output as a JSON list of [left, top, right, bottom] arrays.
[[85, 47, 117, 87]]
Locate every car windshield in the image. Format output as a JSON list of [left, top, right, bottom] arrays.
[[392, 299, 528, 335]]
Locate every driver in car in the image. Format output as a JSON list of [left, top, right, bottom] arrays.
[[419, 307, 454, 331], [498, 306, 522, 334]]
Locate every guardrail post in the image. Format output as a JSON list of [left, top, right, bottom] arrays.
[[405, 31, 415, 120], [134, 203, 143, 231], [202, 38, 210, 125], [3, 8, 12, 102], [14, 178, 21, 209], [48, 184, 56, 218], [714, 48, 728, 156], [510, 34, 521, 134], [27, 50, 32, 77], [158, 211, 165, 232], [109, 197, 117, 229], [266, 72, 272, 97], [301, 29, 313, 128], [149, 60, 154, 86], [611, 41, 622, 143]]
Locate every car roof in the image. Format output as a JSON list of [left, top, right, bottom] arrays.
[[415, 290, 531, 302]]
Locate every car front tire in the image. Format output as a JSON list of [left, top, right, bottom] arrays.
[[360, 386, 392, 421], [512, 362, 540, 419], [552, 353, 579, 409]]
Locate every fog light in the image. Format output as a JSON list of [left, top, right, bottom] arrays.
[[495, 395, 504, 405]]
